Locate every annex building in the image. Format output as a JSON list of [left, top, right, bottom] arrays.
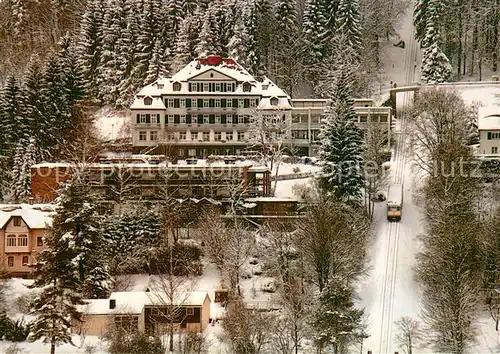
[[130, 55, 392, 157]]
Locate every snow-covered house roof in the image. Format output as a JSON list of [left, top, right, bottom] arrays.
[[130, 95, 166, 110], [0, 204, 54, 229], [79, 291, 210, 315], [478, 105, 500, 130]]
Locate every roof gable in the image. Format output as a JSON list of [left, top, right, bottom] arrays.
[[188, 68, 237, 82]]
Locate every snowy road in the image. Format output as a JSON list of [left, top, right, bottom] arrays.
[[359, 1, 423, 353]]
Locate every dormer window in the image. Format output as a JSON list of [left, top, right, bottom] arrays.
[[144, 97, 153, 105], [243, 82, 252, 92], [157, 84, 164, 89], [173, 82, 181, 92], [13, 217, 21, 227], [270, 97, 279, 106], [262, 84, 269, 90]]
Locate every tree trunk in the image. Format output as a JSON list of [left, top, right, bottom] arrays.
[[457, 11, 463, 79], [50, 341, 55, 354]]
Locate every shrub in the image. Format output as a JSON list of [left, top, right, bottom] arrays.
[[0, 314, 30, 341], [147, 243, 203, 275], [108, 328, 164, 354]]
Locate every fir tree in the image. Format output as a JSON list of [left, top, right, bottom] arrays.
[[51, 173, 111, 298], [172, 14, 199, 72], [182, 0, 197, 15], [29, 210, 83, 354], [414, 0, 431, 43], [311, 281, 366, 353], [335, 0, 362, 56], [195, 12, 217, 56], [23, 55, 45, 147], [8, 138, 37, 203], [303, 0, 329, 84], [227, 15, 248, 65], [420, 0, 451, 84], [254, 0, 274, 74], [318, 67, 364, 202], [145, 39, 165, 85], [243, 2, 260, 74], [0, 76, 29, 152], [78, 0, 105, 101]]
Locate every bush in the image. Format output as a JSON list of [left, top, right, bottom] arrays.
[[108, 328, 165, 354], [146, 243, 203, 275], [0, 314, 30, 342]]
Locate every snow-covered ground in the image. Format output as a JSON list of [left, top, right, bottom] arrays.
[[93, 106, 130, 141]]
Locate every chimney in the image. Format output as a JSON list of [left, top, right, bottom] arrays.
[[109, 299, 116, 309], [28, 197, 34, 205]]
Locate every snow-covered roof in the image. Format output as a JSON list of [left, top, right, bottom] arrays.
[[172, 58, 254, 83], [0, 204, 54, 229], [479, 114, 500, 130], [130, 96, 166, 110], [245, 197, 299, 203], [79, 291, 210, 315]]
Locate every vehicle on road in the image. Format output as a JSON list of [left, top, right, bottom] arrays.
[[387, 184, 403, 221]]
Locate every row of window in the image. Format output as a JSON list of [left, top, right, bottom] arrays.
[[292, 114, 389, 124], [138, 131, 247, 142], [136, 114, 254, 125], [7, 255, 30, 267], [291, 130, 321, 140], [187, 82, 241, 93], [6, 234, 44, 247], [165, 98, 259, 109], [487, 132, 500, 140]]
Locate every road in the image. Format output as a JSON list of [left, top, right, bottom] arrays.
[[358, 1, 423, 353]]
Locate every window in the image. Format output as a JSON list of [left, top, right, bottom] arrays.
[[149, 114, 157, 124], [139, 131, 147, 141], [37, 237, 43, 247], [203, 115, 209, 124], [250, 99, 257, 108], [22, 256, 28, 266], [13, 217, 21, 227], [215, 115, 221, 124], [139, 114, 147, 123], [270, 97, 278, 106], [226, 132, 233, 141], [150, 131, 158, 141], [190, 83, 197, 92], [188, 149, 196, 157], [215, 83, 221, 92], [227, 99, 233, 108], [144, 97, 152, 105], [168, 133, 175, 140], [180, 99, 186, 108], [174, 99, 180, 108], [243, 82, 252, 92], [203, 83, 209, 92], [203, 99, 209, 108], [192, 115, 198, 124], [186, 307, 194, 315], [191, 98, 197, 108], [493, 147, 498, 154], [168, 115, 174, 124], [7, 235, 16, 247], [180, 115, 186, 124], [238, 132, 245, 141], [215, 132, 222, 141], [173, 82, 181, 91], [203, 132, 210, 141], [227, 83, 234, 92], [359, 115, 367, 123], [227, 114, 233, 124], [215, 99, 221, 108], [18, 235, 28, 247], [7, 257, 13, 267], [487, 132, 500, 140], [238, 115, 245, 124], [238, 99, 244, 108], [168, 99, 174, 108], [179, 132, 187, 140], [379, 115, 388, 123]]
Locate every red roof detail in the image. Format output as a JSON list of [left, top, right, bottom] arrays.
[[207, 55, 222, 65]]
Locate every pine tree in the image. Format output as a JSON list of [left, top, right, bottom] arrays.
[[29, 211, 83, 354], [98, 0, 128, 104], [23, 55, 45, 148], [303, 0, 329, 84], [227, 15, 248, 65], [52, 173, 111, 298], [414, 0, 431, 43], [172, 14, 199, 72], [243, 2, 260, 74], [145, 39, 164, 85], [182, 0, 197, 15], [195, 12, 217, 56], [311, 281, 366, 353], [8, 138, 37, 203], [78, 0, 105, 101], [0, 76, 29, 152], [420, 0, 451, 84], [335, 0, 362, 56], [319, 67, 364, 202], [254, 0, 274, 74]]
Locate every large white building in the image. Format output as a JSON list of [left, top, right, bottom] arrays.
[[478, 107, 500, 156], [130, 55, 392, 157]]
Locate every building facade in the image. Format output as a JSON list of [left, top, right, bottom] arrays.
[[0, 205, 54, 275], [130, 56, 392, 157], [478, 112, 500, 156], [30, 159, 272, 204], [130, 55, 292, 157]]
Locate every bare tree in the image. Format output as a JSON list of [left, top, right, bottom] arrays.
[[362, 124, 389, 219], [395, 316, 422, 354], [222, 298, 273, 354], [295, 194, 370, 292]]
